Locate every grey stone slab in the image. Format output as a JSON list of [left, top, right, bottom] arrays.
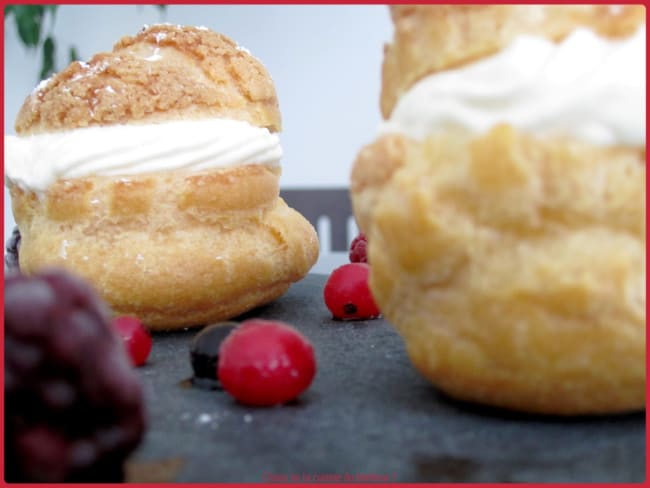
[[128, 274, 645, 483]]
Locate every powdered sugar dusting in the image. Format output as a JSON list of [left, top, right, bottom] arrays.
[[197, 413, 212, 424], [59, 240, 69, 259], [32, 76, 53, 94], [70, 60, 109, 82], [145, 47, 162, 62], [236, 44, 252, 55]]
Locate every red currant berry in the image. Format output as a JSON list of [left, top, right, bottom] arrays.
[[112, 316, 152, 367], [349, 233, 368, 263], [218, 319, 316, 406], [323, 263, 380, 320]]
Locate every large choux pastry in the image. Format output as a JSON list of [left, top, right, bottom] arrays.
[[351, 5, 646, 415], [5, 24, 319, 331]]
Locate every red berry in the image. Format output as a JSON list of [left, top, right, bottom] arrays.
[[217, 320, 316, 406], [323, 263, 380, 320], [349, 233, 368, 263], [112, 316, 152, 367]]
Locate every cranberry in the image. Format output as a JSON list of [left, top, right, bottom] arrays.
[[217, 319, 316, 406], [349, 233, 368, 263], [112, 316, 152, 367], [323, 263, 380, 320]]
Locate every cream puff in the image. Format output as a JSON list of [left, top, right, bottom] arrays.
[[5, 24, 319, 331], [351, 5, 645, 415]]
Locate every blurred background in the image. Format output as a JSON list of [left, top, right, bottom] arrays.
[[3, 5, 393, 272]]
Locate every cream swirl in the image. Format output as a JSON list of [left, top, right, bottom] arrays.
[[381, 25, 646, 146], [4, 118, 282, 192]]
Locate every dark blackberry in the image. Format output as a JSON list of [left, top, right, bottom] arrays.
[[5, 226, 21, 271], [4, 269, 146, 482], [190, 322, 238, 389]]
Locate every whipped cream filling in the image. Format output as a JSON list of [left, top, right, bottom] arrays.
[[381, 25, 646, 146], [4, 118, 282, 192]]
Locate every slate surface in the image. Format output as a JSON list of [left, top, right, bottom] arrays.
[[128, 274, 645, 483]]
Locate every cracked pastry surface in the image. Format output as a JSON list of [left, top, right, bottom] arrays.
[[6, 24, 319, 330], [16, 24, 280, 133]]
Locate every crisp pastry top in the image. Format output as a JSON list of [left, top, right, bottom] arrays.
[[15, 24, 281, 134], [381, 5, 646, 119]]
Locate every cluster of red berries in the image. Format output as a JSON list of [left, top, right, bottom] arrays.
[[348, 233, 368, 264], [190, 320, 317, 407], [6, 229, 375, 418], [323, 233, 381, 320], [76, 304, 318, 408]]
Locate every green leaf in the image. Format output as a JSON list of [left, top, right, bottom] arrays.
[[13, 5, 44, 48], [69, 45, 79, 63], [40, 35, 55, 80]]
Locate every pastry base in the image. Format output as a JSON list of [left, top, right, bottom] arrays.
[[10, 164, 319, 330], [351, 126, 645, 414]]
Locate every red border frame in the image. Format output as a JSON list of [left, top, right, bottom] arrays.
[[0, 2, 647, 487]]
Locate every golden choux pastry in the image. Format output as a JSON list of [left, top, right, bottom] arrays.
[[351, 6, 645, 415], [6, 24, 319, 330]]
